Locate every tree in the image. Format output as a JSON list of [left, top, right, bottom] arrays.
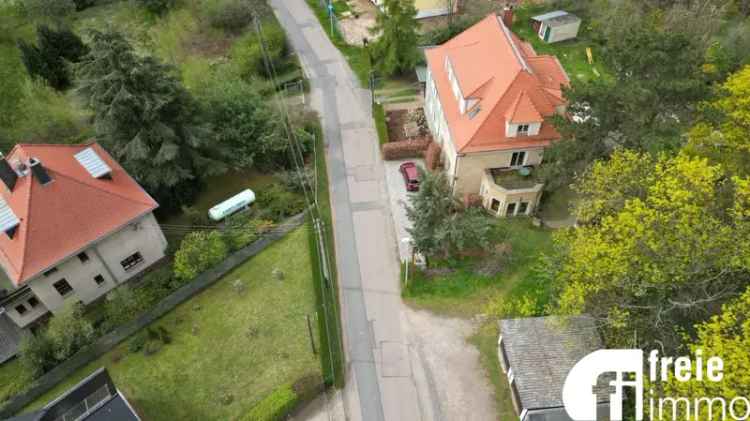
[[17, 25, 88, 91], [173, 231, 229, 280], [405, 169, 490, 261], [685, 65, 750, 176], [18, 332, 56, 378], [370, 0, 420, 76], [542, 7, 708, 189], [658, 286, 750, 420], [554, 151, 750, 351], [200, 79, 303, 170], [45, 302, 95, 361], [0, 52, 26, 132], [76, 30, 227, 207]]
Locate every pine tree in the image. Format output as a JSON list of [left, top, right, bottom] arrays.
[[16, 25, 88, 91], [370, 0, 420, 76], [76, 30, 228, 207]]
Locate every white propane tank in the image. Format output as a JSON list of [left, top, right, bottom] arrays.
[[208, 189, 256, 221]]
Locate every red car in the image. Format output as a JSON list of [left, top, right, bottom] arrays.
[[399, 162, 420, 192]]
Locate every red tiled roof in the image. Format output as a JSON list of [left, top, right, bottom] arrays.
[[0, 143, 158, 286], [425, 14, 570, 153]]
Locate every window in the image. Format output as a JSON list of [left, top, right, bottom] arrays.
[[517, 124, 530, 136], [53, 279, 73, 297], [518, 202, 529, 215], [15, 304, 27, 315], [43, 267, 58, 277], [506, 202, 517, 216], [510, 151, 526, 167], [120, 252, 144, 272], [28, 297, 39, 308], [77, 251, 89, 263], [94, 274, 105, 286], [491, 199, 501, 212]]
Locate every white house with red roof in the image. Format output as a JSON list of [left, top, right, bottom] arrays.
[[423, 12, 570, 217], [0, 143, 167, 360]]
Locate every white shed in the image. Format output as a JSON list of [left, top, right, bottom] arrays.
[[531, 11, 581, 43]]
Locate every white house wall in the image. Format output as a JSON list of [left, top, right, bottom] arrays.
[[453, 148, 544, 195]]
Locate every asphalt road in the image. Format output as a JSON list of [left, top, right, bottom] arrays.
[[267, 1, 430, 420]]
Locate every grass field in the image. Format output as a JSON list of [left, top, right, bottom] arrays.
[[17, 227, 320, 420]]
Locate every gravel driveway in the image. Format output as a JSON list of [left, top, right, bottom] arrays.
[[383, 158, 424, 262]]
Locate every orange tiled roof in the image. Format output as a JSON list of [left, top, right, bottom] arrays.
[[425, 14, 570, 153], [0, 143, 158, 286]]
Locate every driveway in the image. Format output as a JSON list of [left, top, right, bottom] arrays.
[[383, 158, 424, 261]]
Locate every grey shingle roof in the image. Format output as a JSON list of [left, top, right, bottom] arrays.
[[499, 316, 608, 410], [0, 312, 22, 363]]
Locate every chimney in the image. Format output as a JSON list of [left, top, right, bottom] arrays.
[[502, 4, 514, 28], [29, 158, 52, 186], [0, 154, 17, 192]]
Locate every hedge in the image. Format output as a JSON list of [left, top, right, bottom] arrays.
[[242, 384, 298, 421], [381, 138, 430, 160], [424, 141, 441, 170]]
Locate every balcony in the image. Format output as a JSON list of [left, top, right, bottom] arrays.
[[480, 167, 544, 217]]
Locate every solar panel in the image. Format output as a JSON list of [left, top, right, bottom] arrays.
[[0, 197, 19, 234], [74, 147, 112, 179]]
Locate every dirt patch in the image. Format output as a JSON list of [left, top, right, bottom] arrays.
[[386, 109, 431, 143], [404, 307, 498, 420], [183, 31, 235, 58]]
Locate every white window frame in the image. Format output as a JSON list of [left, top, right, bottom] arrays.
[[510, 151, 526, 167]]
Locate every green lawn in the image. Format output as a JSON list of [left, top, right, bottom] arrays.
[[19, 227, 321, 420], [469, 323, 517, 421], [373, 103, 389, 145], [0, 360, 31, 408], [403, 218, 554, 317], [510, 4, 608, 83]]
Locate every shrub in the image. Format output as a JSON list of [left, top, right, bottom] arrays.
[[18, 332, 56, 379], [255, 183, 306, 221], [223, 214, 274, 251], [242, 384, 298, 421], [104, 286, 143, 329], [381, 139, 430, 160], [231, 23, 288, 79], [45, 302, 95, 361], [424, 141, 441, 171], [136, 0, 175, 15], [463, 193, 482, 209], [128, 331, 148, 353], [208, 0, 254, 34], [22, 0, 75, 19], [173, 230, 229, 281], [17, 25, 88, 91], [72, 0, 95, 11], [276, 168, 314, 194]]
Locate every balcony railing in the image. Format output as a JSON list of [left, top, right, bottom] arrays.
[[490, 167, 541, 190]]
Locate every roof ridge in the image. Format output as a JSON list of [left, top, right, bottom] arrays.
[[46, 169, 156, 207], [16, 177, 35, 281]]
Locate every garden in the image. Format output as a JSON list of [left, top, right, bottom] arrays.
[[0, 0, 342, 417]]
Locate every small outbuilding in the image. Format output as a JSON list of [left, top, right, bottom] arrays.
[[531, 11, 581, 43], [498, 316, 611, 421]]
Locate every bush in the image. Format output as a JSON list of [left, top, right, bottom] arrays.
[[128, 331, 148, 353], [463, 193, 482, 209], [276, 168, 313, 194], [381, 139, 430, 160], [136, 0, 175, 15], [72, 0, 95, 11], [103, 286, 143, 329], [242, 384, 298, 421], [173, 230, 229, 281], [256, 183, 306, 221], [231, 23, 288, 79], [223, 213, 274, 251], [424, 141, 441, 171], [208, 0, 254, 34], [46, 302, 95, 361], [22, 0, 75, 19], [18, 333, 56, 379]]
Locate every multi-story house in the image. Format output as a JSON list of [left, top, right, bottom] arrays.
[[0, 143, 167, 362], [423, 11, 570, 217]]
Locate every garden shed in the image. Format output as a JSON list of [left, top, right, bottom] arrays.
[[530, 11, 581, 43]]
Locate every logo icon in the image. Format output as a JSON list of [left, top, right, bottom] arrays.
[[562, 349, 644, 421]]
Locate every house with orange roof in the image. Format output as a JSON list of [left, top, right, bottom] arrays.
[[423, 11, 570, 217], [0, 143, 167, 361]]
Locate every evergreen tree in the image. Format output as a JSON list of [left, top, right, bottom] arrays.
[[370, 0, 420, 76], [76, 30, 227, 208], [16, 25, 88, 91]]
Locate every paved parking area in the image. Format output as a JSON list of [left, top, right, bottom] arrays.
[[383, 158, 425, 262]]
